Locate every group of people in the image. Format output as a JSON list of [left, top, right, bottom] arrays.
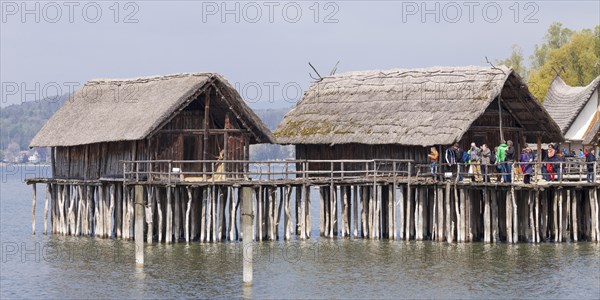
[[428, 141, 598, 183]]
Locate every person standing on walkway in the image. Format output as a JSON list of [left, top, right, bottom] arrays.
[[481, 144, 491, 182], [445, 144, 457, 179], [505, 140, 515, 183], [496, 141, 508, 183], [520, 147, 534, 184], [469, 143, 482, 182], [586, 148, 596, 182], [428, 147, 439, 180]]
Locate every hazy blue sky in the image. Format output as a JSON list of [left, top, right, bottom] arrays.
[[1, 1, 599, 108]]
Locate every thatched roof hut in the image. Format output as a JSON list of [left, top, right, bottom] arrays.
[[31, 73, 273, 147], [31, 73, 274, 180], [275, 66, 562, 164], [276, 66, 561, 146], [543, 75, 600, 146]]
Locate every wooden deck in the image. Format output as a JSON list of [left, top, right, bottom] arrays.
[[26, 159, 600, 244]]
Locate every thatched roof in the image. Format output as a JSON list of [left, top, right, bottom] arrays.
[[30, 73, 274, 147], [275, 66, 562, 146], [543, 75, 600, 134]]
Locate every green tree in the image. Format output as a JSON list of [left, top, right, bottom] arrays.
[[529, 28, 600, 101], [530, 22, 574, 70], [498, 44, 528, 79]]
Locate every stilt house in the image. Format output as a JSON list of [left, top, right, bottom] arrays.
[[275, 66, 563, 169], [30, 73, 274, 180]]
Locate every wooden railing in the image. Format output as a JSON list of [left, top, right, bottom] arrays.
[[122, 159, 414, 184], [413, 160, 599, 184]]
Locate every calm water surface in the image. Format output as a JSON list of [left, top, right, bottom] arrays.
[[1, 166, 599, 298]]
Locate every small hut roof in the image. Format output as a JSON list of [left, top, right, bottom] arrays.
[[275, 66, 562, 146], [543, 75, 600, 134], [30, 73, 274, 147]]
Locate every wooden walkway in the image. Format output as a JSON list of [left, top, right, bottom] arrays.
[[27, 159, 600, 244]]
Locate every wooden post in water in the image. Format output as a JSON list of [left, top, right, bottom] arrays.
[[31, 183, 37, 235], [135, 185, 144, 265], [506, 191, 513, 243], [511, 186, 518, 243], [445, 182, 451, 243], [241, 186, 254, 285], [44, 184, 50, 235], [491, 189, 498, 243], [483, 189, 491, 243]]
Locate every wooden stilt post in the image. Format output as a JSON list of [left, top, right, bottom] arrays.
[[492, 189, 498, 243], [300, 185, 307, 240], [535, 190, 541, 243], [445, 182, 452, 242], [276, 187, 283, 240], [484, 188, 491, 243], [506, 191, 513, 243], [399, 186, 404, 240], [229, 187, 236, 242], [553, 190, 559, 242], [166, 186, 172, 243], [31, 183, 37, 235], [186, 187, 193, 243], [241, 186, 254, 285], [284, 185, 292, 240], [405, 185, 412, 240], [200, 188, 207, 242], [44, 184, 51, 235], [305, 185, 311, 239], [157, 187, 164, 242], [342, 186, 348, 237], [559, 189, 564, 242], [353, 185, 359, 238], [511, 186, 518, 243], [135, 185, 144, 265], [592, 188, 600, 242]]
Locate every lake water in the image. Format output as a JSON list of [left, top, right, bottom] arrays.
[[1, 166, 599, 298]]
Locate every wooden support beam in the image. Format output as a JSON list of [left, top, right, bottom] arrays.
[[135, 185, 144, 265], [241, 186, 254, 285]]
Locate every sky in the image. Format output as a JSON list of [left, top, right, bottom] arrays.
[[1, 0, 599, 109]]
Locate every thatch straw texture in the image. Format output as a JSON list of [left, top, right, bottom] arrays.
[[543, 75, 600, 134], [275, 66, 561, 146], [30, 73, 274, 147]]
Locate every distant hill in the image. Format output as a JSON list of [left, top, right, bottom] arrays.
[[0, 96, 292, 160], [0, 95, 67, 150]]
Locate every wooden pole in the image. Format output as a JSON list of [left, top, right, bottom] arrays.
[[491, 189, 498, 242], [484, 189, 491, 243], [553, 191, 558, 242], [445, 182, 452, 242], [559, 189, 564, 242], [241, 186, 254, 285], [229, 187, 236, 242], [305, 185, 311, 239], [284, 185, 292, 240], [511, 186, 518, 243], [157, 187, 164, 242], [186, 187, 193, 243], [398, 185, 404, 240], [506, 191, 513, 243], [166, 186, 172, 243], [44, 184, 50, 235], [31, 183, 37, 235], [135, 185, 144, 265]]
